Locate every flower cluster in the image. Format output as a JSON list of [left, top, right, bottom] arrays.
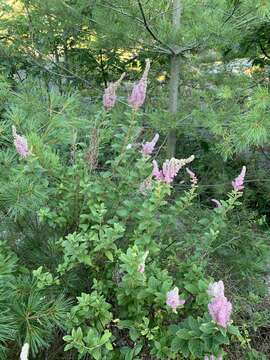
[[103, 73, 125, 110], [128, 59, 151, 110], [204, 355, 222, 360], [232, 166, 246, 192], [186, 167, 198, 185], [12, 126, 30, 158], [166, 287, 185, 311], [103, 60, 151, 111], [142, 133, 159, 156], [211, 166, 247, 209], [207, 280, 232, 328], [152, 155, 195, 184], [207, 280, 224, 298]]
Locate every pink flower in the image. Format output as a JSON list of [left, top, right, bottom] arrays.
[[152, 156, 194, 184], [186, 168, 198, 185], [152, 160, 164, 181], [12, 126, 30, 158], [232, 166, 246, 192], [103, 73, 125, 110], [162, 159, 180, 184], [166, 287, 185, 310], [208, 296, 232, 328], [204, 356, 222, 360], [137, 251, 149, 273], [128, 59, 150, 110], [207, 281, 224, 298], [142, 133, 159, 156], [211, 199, 222, 208]]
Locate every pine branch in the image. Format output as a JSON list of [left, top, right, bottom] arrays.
[[136, 0, 175, 55], [259, 41, 270, 59]]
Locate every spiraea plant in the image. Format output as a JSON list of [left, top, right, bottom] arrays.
[[0, 71, 269, 359]]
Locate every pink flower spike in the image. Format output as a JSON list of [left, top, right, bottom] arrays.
[[103, 73, 125, 110], [204, 356, 222, 360], [152, 156, 194, 184], [207, 281, 224, 298], [211, 199, 222, 208], [232, 166, 246, 192], [142, 133, 159, 156], [166, 287, 185, 311], [208, 296, 232, 328], [128, 59, 150, 110], [186, 167, 198, 185], [12, 126, 30, 158], [152, 160, 164, 181]]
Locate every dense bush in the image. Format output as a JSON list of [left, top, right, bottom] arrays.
[[0, 75, 269, 359]]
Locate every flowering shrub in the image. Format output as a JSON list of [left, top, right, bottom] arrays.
[[34, 110, 247, 358], [0, 78, 269, 359]]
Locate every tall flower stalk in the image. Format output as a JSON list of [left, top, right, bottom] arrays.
[[232, 166, 246, 192], [128, 59, 151, 110], [142, 133, 159, 156], [207, 280, 232, 328], [103, 73, 125, 110], [12, 126, 30, 158]]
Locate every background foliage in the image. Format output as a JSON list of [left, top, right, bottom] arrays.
[[0, 0, 270, 359]]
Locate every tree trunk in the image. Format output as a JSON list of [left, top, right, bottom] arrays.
[[167, 0, 182, 158]]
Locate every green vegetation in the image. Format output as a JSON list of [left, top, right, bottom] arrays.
[[0, 1, 270, 359]]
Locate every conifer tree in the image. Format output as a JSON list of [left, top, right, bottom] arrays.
[[92, 0, 270, 156]]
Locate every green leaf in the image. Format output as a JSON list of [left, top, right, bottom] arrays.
[[64, 343, 74, 351], [125, 348, 135, 360], [188, 339, 203, 356], [73, 327, 83, 341], [105, 342, 113, 350], [199, 322, 215, 334], [198, 279, 208, 291], [129, 328, 139, 341], [63, 335, 73, 342], [171, 337, 187, 352], [176, 329, 193, 340], [92, 348, 102, 360], [105, 251, 114, 261], [116, 209, 128, 217], [184, 284, 198, 294], [187, 316, 199, 331], [227, 325, 241, 337], [134, 343, 143, 355], [214, 333, 230, 345], [100, 330, 112, 344]]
